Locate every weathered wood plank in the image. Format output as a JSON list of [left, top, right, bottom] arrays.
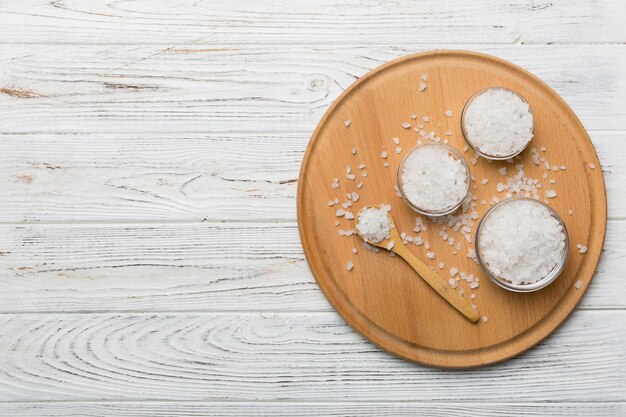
[[0, 0, 624, 45], [0, 311, 623, 401], [0, 45, 624, 133], [0, 131, 622, 223], [0, 219, 620, 312], [0, 402, 622, 416]]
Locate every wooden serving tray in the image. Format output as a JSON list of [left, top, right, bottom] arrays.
[[297, 50, 606, 368]]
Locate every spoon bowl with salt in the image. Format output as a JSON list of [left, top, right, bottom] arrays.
[[354, 205, 480, 323]]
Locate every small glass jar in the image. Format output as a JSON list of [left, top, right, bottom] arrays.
[[461, 87, 534, 160], [475, 197, 569, 292], [396, 143, 470, 217]]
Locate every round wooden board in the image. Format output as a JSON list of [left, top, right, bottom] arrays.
[[297, 50, 606, 368]]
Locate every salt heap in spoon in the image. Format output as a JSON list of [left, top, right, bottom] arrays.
[[399, 144, 468, 214], [477, 199, 566, 285], [463, 88, 533, 158], [356, 205, 392, 243]]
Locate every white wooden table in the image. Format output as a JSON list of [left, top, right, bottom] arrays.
[[0, 1, 625, 415]]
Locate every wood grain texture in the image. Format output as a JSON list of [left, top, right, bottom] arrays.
[[0, 311, 624, 402], [1, 402, 624, 417], [0, 0, 624, 45], [0, 45, 624, 134], [298, 50, 606, 367], [0, 219, 623, 313], [0, 131, 624, 223], [0, 0, 623, 411]]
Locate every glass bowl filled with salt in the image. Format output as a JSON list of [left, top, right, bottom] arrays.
[[397, 143, 470, 217], [461, 87, 534, 160], [475, 197, 569, 292]]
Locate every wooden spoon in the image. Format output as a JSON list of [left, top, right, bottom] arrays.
[[354, 205, 480, 323]]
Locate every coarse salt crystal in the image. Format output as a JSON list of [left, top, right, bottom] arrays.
[[393, 137, 400, 145], [463, 89, 533, 157], [419, 83, 427, 92], [444, 110, 453, 117], [352, 247, 357, 254], [344, 120, 351, 127], [356, 205, 392, 243], [426, 252, 436, 259], [420, 73, 428, 82], [478, 199, 566, 285], [345, 261, 354, 271], [402, 122, 411, 129], [575, 280, 583, 289], [545, 190, 557, 198], [381, 151, 388, 158], [400, 145, 468, 212]]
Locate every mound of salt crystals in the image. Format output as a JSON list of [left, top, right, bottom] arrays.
[[356, 205, 392, 243], [478, 199, 566, 285], [400, 145, 468, 212], [463, 88, 533, 157]]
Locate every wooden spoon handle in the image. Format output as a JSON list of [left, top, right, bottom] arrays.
[[395, 245, 480, 323]]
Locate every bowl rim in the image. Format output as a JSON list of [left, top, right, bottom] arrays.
[[474, 196, 570, 292], [396, 142, 471, 217], [460, 86, 535, 161]]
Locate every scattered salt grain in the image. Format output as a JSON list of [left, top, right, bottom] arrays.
[[575, 280, 583, 289], [381, 151, 388, 159], [419, 83, 427, 92], [393, 137, 400, 145], [395, 147, 402, 154], [356, 182, 363, 189], [399, 145, 468, 212], [402, 122, 411, 129], [421, 73, 428, 82], [579, 245, 588, 254], [356, 205, 392, 243], [336, 209, 346, 217], [327, 200, 334, 206], [545, 190, 557, 198], [426, 252, 436, 259], [344, 211, 355, 220], [345, 261, 354, 271], [463, 88, 533, 157], [438, 262, 444, 269], [383, 162, 390, 167], [477, 199, 566, 285], [481, 178, 489, 185], [498, 167, 508, 176], [351, 148, 357, 155], [352, 247, 358, 254], [450, 267, 458, 277], [482, 316, 488, 323], [344, 120, 351, 127], [568, 209, 573, 216], [589, 163, 596, 169], [444, 110, 453, 117]]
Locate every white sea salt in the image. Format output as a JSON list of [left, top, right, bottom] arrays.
[[344, 120, 351, 127], [575, 280, 583, 289], [419, 83, 427, 92], [478, 199, 566, 285], [463, 88, 533, 157], [400, 145, 468, 213], [345, 261, 354, 271], [356, 205, 392, 243]]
